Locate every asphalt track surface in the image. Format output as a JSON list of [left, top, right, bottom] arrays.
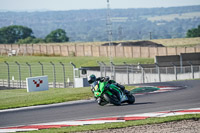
[[0, 80, 200, 128]]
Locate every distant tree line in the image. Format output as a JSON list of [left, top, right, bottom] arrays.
[[0, 5, 200, 42], [0, 25, 69, 44], [186, 25, 200, 38]]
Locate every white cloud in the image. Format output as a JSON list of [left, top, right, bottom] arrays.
[[0, 0, 199, 11]]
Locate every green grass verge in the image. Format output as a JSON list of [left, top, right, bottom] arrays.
[[0, 56, 154, 67], [0, 86, 135, 110], [23, 114, 200, 133], [0, 87, 91, 110]]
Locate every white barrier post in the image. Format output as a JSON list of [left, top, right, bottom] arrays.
[[60, 62, 66, 88], [15, 61, 21, 88], [4, 61, 10, 88], [50, 61, 56, 88]]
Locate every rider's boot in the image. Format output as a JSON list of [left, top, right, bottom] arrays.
[[123, 89, 130, 94], [115, 83, 130, 94]]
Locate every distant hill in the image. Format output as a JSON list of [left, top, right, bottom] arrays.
[[0, 5, 200, 42]]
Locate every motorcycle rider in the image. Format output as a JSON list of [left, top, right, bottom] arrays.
[[87, 74, 130, 94]]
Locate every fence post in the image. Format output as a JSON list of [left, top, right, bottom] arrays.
[[180, 54, 183, 73], [101, 61, 106, 77], [123, 62, 130, 84], [38, 61, 44, 76], [139, 64, 145, 83], [4, 61, 10, 88], [97, 61, 103, 77], [131, 64, 135, 84], [171, 62, 177, 81], [60, 62, 66, 88], [15, 61, 21, 88], [110, 62, 116, 81], [26, 62, 32, 77], [70, 62, 76, 88], [188, 61, 194, 79], [155, 63, 161, 82], [50, 61, 56, 88]]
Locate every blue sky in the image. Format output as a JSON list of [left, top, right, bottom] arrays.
[[0, 0, 200, 11]]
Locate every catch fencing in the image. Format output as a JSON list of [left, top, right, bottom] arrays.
[[84, 61, 200, 84], [1, 60, 200, 89], [0, 62, 74, 89]]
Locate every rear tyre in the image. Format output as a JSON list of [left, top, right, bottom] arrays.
[[127, 94, 135, 104], [103, 93, 121, 106]]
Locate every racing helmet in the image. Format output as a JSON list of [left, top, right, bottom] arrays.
[[88, 74, 96, 84]]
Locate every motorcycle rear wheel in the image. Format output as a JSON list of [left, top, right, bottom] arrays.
[[127, 94, 135, 104]]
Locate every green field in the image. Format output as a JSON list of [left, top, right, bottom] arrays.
[[151, 37, 200, 47], [0, 56, 154, 67], [146, 12, 200, 22]]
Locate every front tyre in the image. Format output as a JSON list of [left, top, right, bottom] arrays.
[[127, 94, 135, 104], [97, 97, 108, 106], [103, 93, 121, 106]]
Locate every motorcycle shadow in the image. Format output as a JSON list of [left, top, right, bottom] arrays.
[[120, 102, 155, 106], [105, 102, 155, 106], [132, 102, 155, 105]]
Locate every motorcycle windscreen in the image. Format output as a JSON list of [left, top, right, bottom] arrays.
[[99, 82, 108, 92]]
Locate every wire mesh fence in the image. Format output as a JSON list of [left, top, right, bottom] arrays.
[[0, 62, 74, 88], [84, 62, 200, 85], [1, 60, 200, 88]]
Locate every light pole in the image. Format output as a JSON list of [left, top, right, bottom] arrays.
[[106, 0, 113, 63]]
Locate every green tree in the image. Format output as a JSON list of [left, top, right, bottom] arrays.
[[0, 25, 34, 44], [17, 37, 44, 44], [45, 29, 69, 43], [186, 25, 200, 37], [0, 31, 3, 43]]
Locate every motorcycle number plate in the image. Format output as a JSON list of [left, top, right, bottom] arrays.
[[94, 85, 98, 91]]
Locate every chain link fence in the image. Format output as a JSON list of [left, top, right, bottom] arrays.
[[84, 61, 200, 85], [1, 60, 200, 88], [0, 62, 74, 89]]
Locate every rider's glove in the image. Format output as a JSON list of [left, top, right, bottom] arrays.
[[91, 88, 94, 93], [104, 84, 110, 91], [94, 96, 97, 100]]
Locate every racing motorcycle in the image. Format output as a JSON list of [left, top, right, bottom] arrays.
[[92, 78, 135, 106]]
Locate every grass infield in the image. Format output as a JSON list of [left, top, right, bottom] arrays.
[[0, 56, 154, 67]]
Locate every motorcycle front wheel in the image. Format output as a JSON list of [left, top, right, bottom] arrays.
[[103, 93, 121, 106], [97, 97, 108, 106]]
